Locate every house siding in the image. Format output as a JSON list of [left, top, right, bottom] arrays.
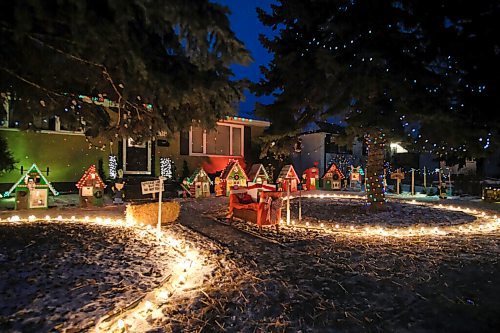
[[0, 129, 111, 187], [0, 122, 267, 191]]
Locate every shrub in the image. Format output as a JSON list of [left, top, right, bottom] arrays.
[[126, 201, 180, 226]]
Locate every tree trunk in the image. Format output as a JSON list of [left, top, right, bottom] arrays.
[[366, 134, 386, 208]]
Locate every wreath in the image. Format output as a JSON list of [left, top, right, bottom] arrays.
[[333, 173, 339, 181], [94, 190, 103, 199]]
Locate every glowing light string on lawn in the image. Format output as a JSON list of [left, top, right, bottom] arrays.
[[281, 193, 500, 237], [0, 215, 202, 333]]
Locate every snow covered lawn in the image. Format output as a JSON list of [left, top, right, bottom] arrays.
[[0, 221, 179, 331]]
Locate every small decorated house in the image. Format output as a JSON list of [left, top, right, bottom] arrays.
[[76, 165, 106, 207], [220, 160, 248, 196], [184, 167, 212, 198], [322, 163, 345, 190], [247, 164, 271, 184], [5, 163, 59, 209], [349, 165, 364, 189], [276, 164, 300, 192], [302, 162, 320, 191]]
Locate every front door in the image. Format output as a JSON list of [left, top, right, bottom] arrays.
[[123, 138, 152, 175], [309, 178, 316, 190]]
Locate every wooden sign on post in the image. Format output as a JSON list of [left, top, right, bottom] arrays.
[[141, 180, 164, 194], [390, 169, 405, 194]]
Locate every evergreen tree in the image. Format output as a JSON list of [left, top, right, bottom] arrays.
[[255, 0, 498, 207], [0, 0, 250, 141], [0, 136, 15, 174]]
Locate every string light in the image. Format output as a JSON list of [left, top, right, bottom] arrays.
[[160, 157, 173, 179], [109, 155, 118, 179]]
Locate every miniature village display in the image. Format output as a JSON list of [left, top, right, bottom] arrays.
[[276, 164, 300, 192], [183, 167, 212, 198], [302, 162, 320, 191], [220, 160, 248, 196], [322, 162, 345, 190], [247, 163, 271, 184], [76, 165, 106, 207], [5, 164, 59, 210]]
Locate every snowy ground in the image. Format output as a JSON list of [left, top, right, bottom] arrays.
[[0, 194, 499, 332]]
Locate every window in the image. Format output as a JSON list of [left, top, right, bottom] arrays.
[[189, 123, 244, 157]]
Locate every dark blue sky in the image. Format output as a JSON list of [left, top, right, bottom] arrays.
[[214, 0, 277, 118]]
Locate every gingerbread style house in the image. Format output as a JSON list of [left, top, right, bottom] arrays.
[[76, 165, 106, 207], [184, 167, 212, 198], [220, 160, 248, 196], [247, 164, 271, 184], [322, 162, 345, 190], [276, 164, 300, 192]]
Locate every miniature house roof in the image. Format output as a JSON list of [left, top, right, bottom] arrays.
[[220, 160, 248, 181], [322, 162, 345, 179], [277, 165, 299, 181], [186, 167, 213, 185], [247, 164, 270, 182], [4, 163, 59, 197], [76, 165, 106, 189]]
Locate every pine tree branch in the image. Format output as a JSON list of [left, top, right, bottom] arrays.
[[0, 66, 64, 97]]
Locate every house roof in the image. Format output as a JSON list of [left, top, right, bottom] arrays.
[[76, 165, 106, 189], [277, 165, 300, 181], [300, 121, 345, 136], [186, 167, 213, 185], [322, 162, 345, 179], [4, 163, 59, 197], [247, 164, 269, 182], [220, 160, 248, 180]]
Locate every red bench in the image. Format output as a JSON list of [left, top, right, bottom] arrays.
[[228, 190, 283, 232]]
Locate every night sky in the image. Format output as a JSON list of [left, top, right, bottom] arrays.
[[213, 0, 277, 118]]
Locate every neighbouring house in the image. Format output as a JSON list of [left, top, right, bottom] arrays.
[[76, 165, 106, 207], [183, 167, 212, 198], [276, 164, 300, 192], [322, 162, 345, 190], [302, 163, 320, 191], [292, 121, 365, 177], [220, 159, 248, 196], [247, 163, 271, 184], [0, 98, 269, 194]]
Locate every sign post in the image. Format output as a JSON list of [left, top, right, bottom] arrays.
[[390, 168, 404, 195], [286, 180, 291, 225], [141, 178, 165, 239], [157, 177, 165, 239], [411, 168, 415, 195], [423, 166, 427, 190]]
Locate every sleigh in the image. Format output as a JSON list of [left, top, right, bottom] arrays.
[[228, 190, 283, 232]]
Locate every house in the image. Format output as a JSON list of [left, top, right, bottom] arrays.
[[220, 159, 248, 196], [247, 163, 271, 184], [5, 163, 58, 209], [292, 121, 365, 177], [184, 167, 212, 198], [76, 165, 106, 206], [0, 98, 269, 194], [322, 162, 345, 190], [276, 164, 300, 192], [302, 163, 320, 191]]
